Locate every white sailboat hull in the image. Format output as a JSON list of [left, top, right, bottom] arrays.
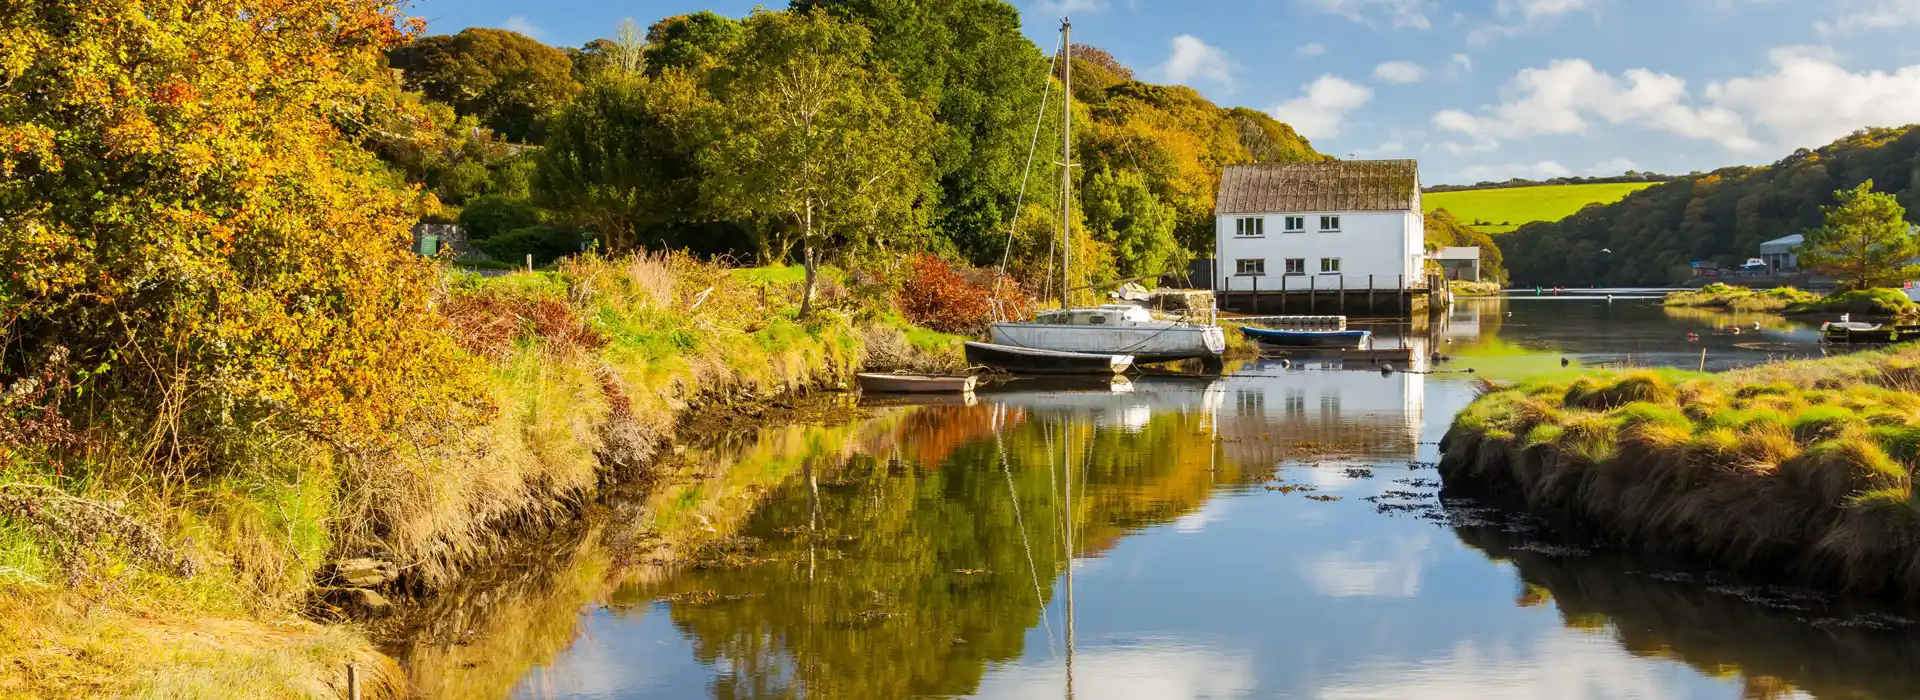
[[989, 322, 1226, 362]]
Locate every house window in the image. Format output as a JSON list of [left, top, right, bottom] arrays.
[[1236, 258, 1266, 275], [1235, 217, 1265, 237], [1320, 257, 1342, 274], [1320, 215, 1341, 232], [1284, 258, 1306, 275], [1284, 216, 1306, 233]]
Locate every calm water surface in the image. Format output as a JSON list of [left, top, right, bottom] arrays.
[[397, 297, 1920, 700]]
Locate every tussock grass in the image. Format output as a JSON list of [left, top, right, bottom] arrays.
[[1663, 283, 1819, 313], [1440, 344, 1920, 597]]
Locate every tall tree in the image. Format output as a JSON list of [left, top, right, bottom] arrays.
[[700, 9, 934, 318], [1800, 180, 1920, 290], [536, 71, 706, 253], [1082, 167, 1183, 279], [644, 12, 744, 77], [791, 0, 1051, 264], [388, 27, 579, 142]]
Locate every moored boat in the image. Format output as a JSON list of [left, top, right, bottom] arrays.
[[856, 373, 978, 394], [1239, 326, 1372, 349], [964, 341, 1133, 375], [989, 305, 1227, 362]]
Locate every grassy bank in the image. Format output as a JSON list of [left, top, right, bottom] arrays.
[[1441, 348, 1920, 598], [1450, 280, 1504, 296], [0, 252, 958, 698], [1665, 283, 1917, 317], [1663, 283, 1819, 312]]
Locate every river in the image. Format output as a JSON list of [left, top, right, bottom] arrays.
[[394, 294, 1920, 700]]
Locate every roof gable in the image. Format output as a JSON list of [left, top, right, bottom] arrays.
[[1216, 160, 1419, 215]]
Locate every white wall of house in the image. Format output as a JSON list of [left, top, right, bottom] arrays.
[[1212, 210, 1425, 292]]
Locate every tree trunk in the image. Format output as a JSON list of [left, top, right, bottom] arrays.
[[800, 244, 818, 320]]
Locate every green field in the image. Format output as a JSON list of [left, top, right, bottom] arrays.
[[1424, 182, 1658, 234]]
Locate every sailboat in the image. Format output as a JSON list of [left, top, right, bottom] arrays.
[[985, 19, 1227, 368]]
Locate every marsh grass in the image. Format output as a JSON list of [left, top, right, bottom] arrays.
[[1, 250, 962, 698], [1442, 345, 1920, 597], [1663, 283, 1819, 313]]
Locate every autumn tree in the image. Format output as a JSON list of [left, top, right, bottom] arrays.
[[1800, 180, 1920, 290], [644, 11, 744, 77], [700, 9, 934, 318], [1082, 167, 1183, 279], [0, 0, 479, 452], [388, 27, 579, 142]]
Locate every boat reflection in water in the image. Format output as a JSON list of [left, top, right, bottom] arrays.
[[396, 302, 1920, 699]]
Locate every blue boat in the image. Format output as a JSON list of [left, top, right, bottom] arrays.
[[1239, 326, 1372, 348]]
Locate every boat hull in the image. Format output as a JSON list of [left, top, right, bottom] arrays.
[[856, 373, 978, 394], [987, 322, 1225, 362], [1240, 326, 1373, 349], [964, 342, 1133, 375], [1825, 327, 1903, 344]]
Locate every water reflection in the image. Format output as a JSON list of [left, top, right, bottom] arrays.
[[395, 298, 1920, 700]]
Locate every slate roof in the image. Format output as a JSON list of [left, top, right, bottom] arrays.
[[1215, 159, 1420, 215]]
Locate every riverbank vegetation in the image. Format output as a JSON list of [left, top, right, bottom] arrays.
[[1501, 126, 1920, 286], [1663, 283, 1820, 312], [1441, 347, 1920, 598]]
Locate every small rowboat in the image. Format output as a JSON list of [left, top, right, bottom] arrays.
[[856, 373, 978, 394], [963, 341, 1133, 375], [1239, 326, 1372, 349]]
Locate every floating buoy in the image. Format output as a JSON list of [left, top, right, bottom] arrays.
[[1380, 362, 1395, 375], [1561, 357, 1569, 367]]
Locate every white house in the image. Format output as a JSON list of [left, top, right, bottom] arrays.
[[1213, 159, 1426, 294]]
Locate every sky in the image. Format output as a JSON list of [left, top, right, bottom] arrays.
[[411, 0, 1920, 185]]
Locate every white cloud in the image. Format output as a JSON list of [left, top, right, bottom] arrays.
[[1034, 0, 1110, 14], [1443, 53, 1475, 81], [1354, 139, 1406, 157], [1585, 157, 1641, 175], [1157, 35, 1237, 91], [1468, 0, 1600, 45], [1299, 0, 1433, 30], [975, 641, 1257, 699], [1271, 76, 1374, 140], [1296, 42, 1330, 57], [1457, 161, 1573, 182], [1431, 59, 1762, 152], [1706, 46, 1920, 149], [501, 15, 545, 40], [1817, 0, 1920, 34], [1318, 635, 1689, 700], [1372, 61, 1427, 84]]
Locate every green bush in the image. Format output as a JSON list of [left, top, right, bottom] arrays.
[[1785, 288, 1917, 317], [477, 225, 583, 267], [458, 194, 546, 241]]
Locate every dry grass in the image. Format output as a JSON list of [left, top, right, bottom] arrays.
[[1441, 346, 1920, 597], [0, 250, 963, 697]]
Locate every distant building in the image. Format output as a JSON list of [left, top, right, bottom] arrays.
[[1759, 234, 1803, 272], [1213, 159, 1426, 294], [1433, 246, 1481, 281]]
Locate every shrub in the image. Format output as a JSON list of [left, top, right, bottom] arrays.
[[458, 194, 546, 240], [1785, 288, 1918, 317], [896, 253, 1030, 334], [478, 225, 584, 267]]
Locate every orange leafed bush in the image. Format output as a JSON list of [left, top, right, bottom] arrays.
[[896, 253, 1032, 334]]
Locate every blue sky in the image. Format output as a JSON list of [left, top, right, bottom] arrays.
[[413, 0, 1920, 185]]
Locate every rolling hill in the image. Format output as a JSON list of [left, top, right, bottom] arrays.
[[1423, 182, 1659, 234]]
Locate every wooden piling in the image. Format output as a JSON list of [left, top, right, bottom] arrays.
[[1339, 275, 1346, 313], [347, 663, 360, 700], [1252, 275, 1260, 314], [1310, 275, 1317, 314], [1368, 274, 1376, 314]]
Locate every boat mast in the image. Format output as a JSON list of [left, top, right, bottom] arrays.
[[1059, 19, 1073, 310]]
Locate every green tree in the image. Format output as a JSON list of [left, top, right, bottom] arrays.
[[644, 11, 744, 77], [792, 0, 1054, 265], [700, 9, 934, 318], [388, 27, 579, 142], [458, 194, 545, 240], [535, 71, 705, 252], [1082, 167, 1183, 279], [1800, 180, 1920, 290]]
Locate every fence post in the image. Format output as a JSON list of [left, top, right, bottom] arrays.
[[1398, 274, 1405, 314], [1368, 274, 1376, 314], [347, 663, 360, 700], [1310, 274, 1317, 314], [1252, 275, 1260, 314], [1339, 274, 1346, 314], [1280, 274, 1287, 314]]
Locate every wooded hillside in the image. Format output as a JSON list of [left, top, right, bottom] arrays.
[[1499, 126, 1920, 286]]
